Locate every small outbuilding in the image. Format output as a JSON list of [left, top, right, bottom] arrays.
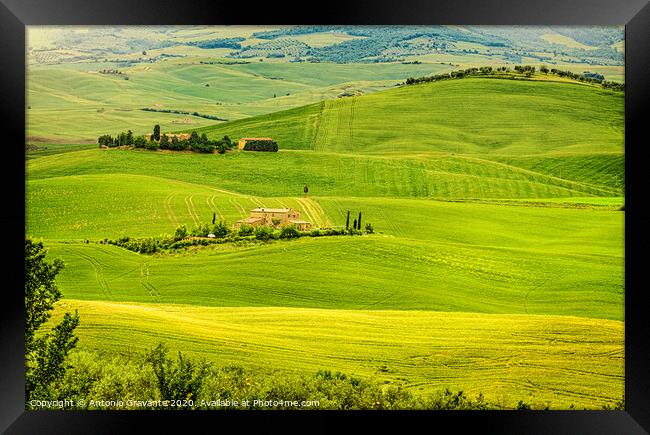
[[238, 137, 273, 149]]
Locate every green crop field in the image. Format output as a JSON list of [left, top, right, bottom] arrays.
[[192, 77, 624, 155], [27, 60, 453, 142], [27, 70, 625, 409]]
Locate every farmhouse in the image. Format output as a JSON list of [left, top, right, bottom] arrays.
[[238, 137, 274, 150], [235, 207, 312, 231]]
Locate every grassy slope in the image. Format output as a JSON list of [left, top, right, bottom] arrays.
[[46, 235, 623, 320], [49, 299, 624, 409], [26, 76, 625, 408], [27, 60, 452, 141], [193, 77, 624, 155], [26, 150, 623, 201]]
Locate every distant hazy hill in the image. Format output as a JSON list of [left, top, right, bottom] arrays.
[[28, 25, 623, 66]]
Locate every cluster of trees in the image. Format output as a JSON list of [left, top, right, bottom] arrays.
[[403, 64, 624, 91], [104, 213, 371, 255], [32, 343, 507, 410], [345, 211, 374, 234], [404, 66, 500, 85], [242, 140, 279, 152], [98, 130, 137, 147], [98, 68, 128, 79], [141, 108, 227, 121], [546, 68, 624, 90], [187, 37, 245, 49], [98, 125, 234, 154]]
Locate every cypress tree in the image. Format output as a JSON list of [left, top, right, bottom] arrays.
[[358, 212, 362, 230], [345, 211, 350, 229], [353, 219, 357, 231], [212, 212, 216, 225]]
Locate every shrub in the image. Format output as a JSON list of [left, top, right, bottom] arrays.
[[280, 225, 300, 239], [97, 134, 113, 147], [365, 223, 374, 234], [238, 224, 254, 236], [133, 136, 146, 148], [174, 225, 188, 241], [254, 226, 273, 241], [516, 400, 531, 410], [145, 344, 209, 403], [310, 229, 322, 237], [191, 223, 211, 238], [145, 140, 159, 151], [210, 222, 229, 238]]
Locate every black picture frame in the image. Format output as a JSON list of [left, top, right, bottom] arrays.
[[2, 0, 648, 433]]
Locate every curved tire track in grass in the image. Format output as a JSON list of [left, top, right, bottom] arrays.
[[164, 192, 180, 227], [207, 195, 225, 222], [74, 250, 113, 300], [185, 194, 200, 226], [229, 197, 248, 218]]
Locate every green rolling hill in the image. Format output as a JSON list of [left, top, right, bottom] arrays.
[[191, 77, 624, 155], [26, 74, 625, 409]]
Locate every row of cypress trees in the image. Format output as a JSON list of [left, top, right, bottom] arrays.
[[345, 210, 362, 231]]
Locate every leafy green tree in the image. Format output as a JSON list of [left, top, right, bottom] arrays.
[[25, 239, 79, 402], [97, 134, 113, 147], [304, 185, 308, 195], [190, 131, 199, 145], [153, 125, 161, 141], [211, 222, 228, 238], [365, 223, 374, 234], [159, 134, 169, 149], [134, 136, 146, 148], [280, 225, 300, 239], [238, 224, 254, 236], [200, 133, 209, 145], [126, 130, 134, 145], [145, 343, 208, 402], [254, 226, 273, 241], [191, 223, 211, 238], [174, 224, 188, 241]]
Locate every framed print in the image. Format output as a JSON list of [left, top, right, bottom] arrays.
[[2, 0, 649, 432]]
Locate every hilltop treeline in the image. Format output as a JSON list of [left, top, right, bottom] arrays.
[[403, 65, 624, 91], [98, 68, 128, 80], [98, 127, 234, 154], [187, 37, 245, 49], [141, 108, 228, 121]]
